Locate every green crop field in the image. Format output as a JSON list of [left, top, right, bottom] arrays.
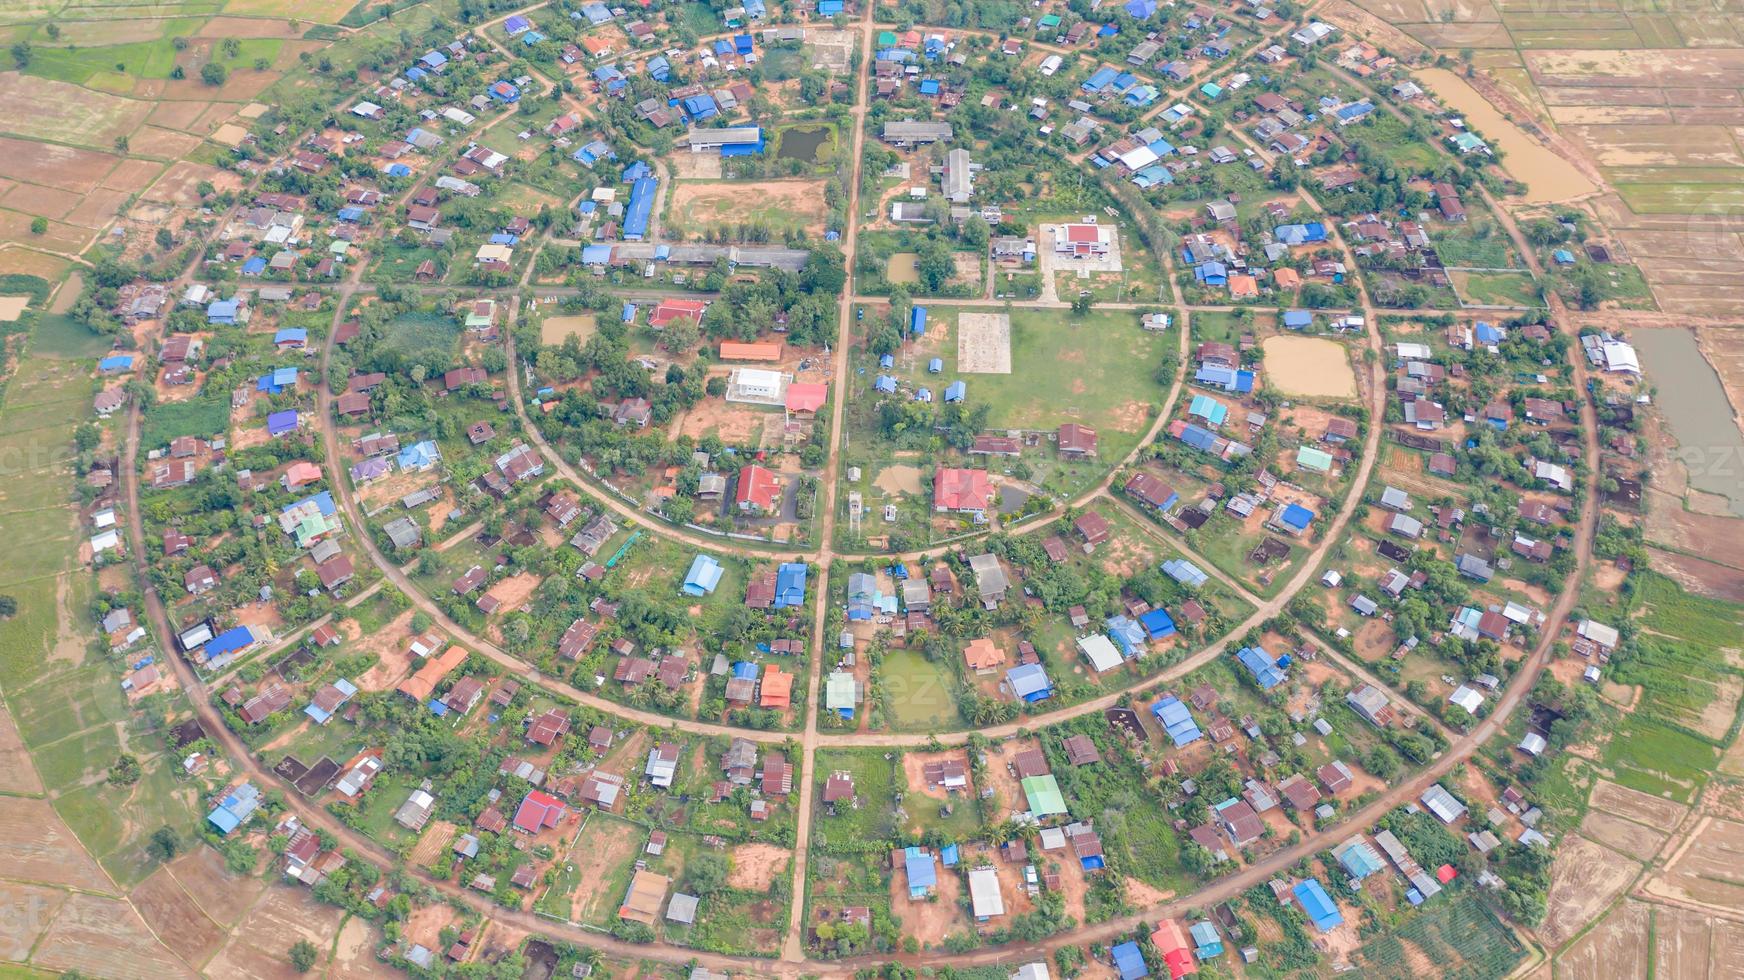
[[382, 310, 462, 358], [1452, 270, 1543, 308], [1348, 895, 1527, 978], [140, 393, 230, 447]]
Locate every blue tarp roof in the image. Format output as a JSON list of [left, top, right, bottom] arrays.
[[734, 33, 754, 53], [732, 660, 758, 680], [1275, 222, 1328, 245], [1237, 646, 1286, 689], [1280, 503, 1315, 530], [1139, 607, 1175, 638], [99, 354, 135, 371], [1294, 879, 1344, 931], [1111, 941, 1149, 980], [1007, 662, 1053, 701], [1107, 615, 1146, 655], [205, 626, 256, 659], [256, 367, 298, 393], [940, 843, 959, 866], [775, 562, 808, 608]]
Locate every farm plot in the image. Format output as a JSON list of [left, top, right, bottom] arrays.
[[0, 796, 115, 892], [0, 702, 43, 795], [1541, 833, 1640, 948], [1556, 898, 1652, 973], [1644, 817, 1744, 911], [0, 75, 149, 151], [30, 893, 195, 980], [129, 867, 226, 965], [1346, 895, 1526, 976], [0, 881, 66, 961], [165, 844, 265, 927]]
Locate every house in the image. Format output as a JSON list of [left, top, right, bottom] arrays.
[[1293, 879, 1343, 932], [735, 464, 781, 514], [1055, 222, 1112, 258], [1347, 684, 1394, 726], [934, 467, 995, 514], [963, 636, 1005, 674], [646, 743, 681, 787]]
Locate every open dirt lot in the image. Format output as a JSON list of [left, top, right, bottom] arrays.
[[407, 820, 458, 869], [0, 73, 150, 151], [1556, 898, 1652, 973], [329, 914, 401, 980], [0, 881, 65, 960], [568, 818, 642, 924], [165, 843, 263, 927], [344, 610, 418, 694], [668, 179, 828, 237], [900, 749, 975, 804], [231, 884, 345, 953], [31, 893, 196, 979], [873, 464, 924, 496], [130, 865, 225, 965], [979, 738, 1042, 814], [957, 312, 1012, 374], [0, 797, 114, 891], [542, 314, 597, 346], [482, 572, 541, 615], [727, 842, 790, 891], [0, 702, 42, 794], [1261, 335, 1358, 399], [1541, 833, 1641, 948], [888, 860, 965, 948]]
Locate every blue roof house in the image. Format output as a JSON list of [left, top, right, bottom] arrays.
[[489, 80, 520, 103], [240, 256, 267, 277], [207, 299, 240, 324], [338, 206, 364, 222], [1237, 646, 1287, 689], [1139, 607, 1176, 639], [817, 0, 844, 14], [1336, 837, 1384, 879], [99, 354, 135, 374], [206, 782, 261, 835], [940, 843, 959, 867], [1162, 558, 1207, 587], [918, 78, 940, 96], [1189, 394, 1229, 426], [910, 306, 928, 335], [266, 410, 299, 436], [873, 375, 898, 394], [1274, 222, 1328, 245], [928, 357, 943, 373], [504, 14, 531, 33], [1294, 879, 1344, 932], [774, 562, 808, 608], [1278, 503, 1315, 533], [1191, 920, 1224, 958], [1200, 81, 1224, 99], [944, 381, 966, 403], [1107, 615, 1147, 657], [1125, 0, 1158, 16], [1083, 66, 1119, 92], [274, 327, 307, 347], [879, 352, 896, 368], [683, 555, 724, 596], [398, 440, 441, 471], [256, 367, 299, 394], [1111, 941, 1149, 980], [1007, 662, 1053, 702], [1195, 260, 1228, 285], [903, 846, 937, 898], [1152, 695, 1203, 746], [1282, 310, 1312, 329], [420, 50, 448, 69], [734, 33, 754, 54], [623, 177, 657, 240], [203, 625, 259, 662]]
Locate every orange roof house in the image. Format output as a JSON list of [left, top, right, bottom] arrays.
[[963, 636, 1005, 674], [397, 646, 468, 701], [760, 665, 793, 708], [785, 382, 827, 415], [1273, 267, 1301, 289], [933, 467, 995, 512], [1228, 274, 1259, 298], [649, 298, 707, 329], [1150, 920, 1198, 978], [719, 341, 784, 361]]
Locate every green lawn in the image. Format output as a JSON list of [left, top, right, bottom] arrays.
[[879, 647, 961, 731], [27, 314, 112, 359], [1452, 270, 1543, 307], [54, 756, 199, 887], [812, 749, 899, 847], [140, 394, 230, 447]]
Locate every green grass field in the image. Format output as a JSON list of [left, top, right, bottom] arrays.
[[1347, 894, 1527, 977], [54, 756, 199, 887], [812, 748, 899, 847], [28, 314, 113, 359], [1452, 270, 1543, 307], [139, 393, 230, 448], [382, 310, 462, 359], [879, 647, 960, 730]]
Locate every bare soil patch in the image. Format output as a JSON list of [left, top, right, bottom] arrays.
[[1541, 833, 1640, 948], [345, 610, 419, 694], [541, 314, 597, 346], [1579, 808, 1669, 856], [0, 701, 43, 794], [957, 312, 1013, 374], [568, 818, 642, 923], [329, 914, 402, 979], [1261, 335, 1357, 399], [0, 797, 114, 891], [231, 884, 345, 953], [407, 820, 458, 869], [130, 866, 225, 965], [165, 843, 264, 927], [873, 464, 924, 496], [900, 749, 975, 805], [482, 572, 541, 615], [32, 893, 196, 979], [888, 862, 965, 948], [0, 881, 65, 960], [1556, 898, 1651, 973], [727, 842, 790, 891]]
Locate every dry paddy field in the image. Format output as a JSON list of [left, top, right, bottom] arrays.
[[1541, 832, 1640, 948], [1556, 898, 1653, 974]]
